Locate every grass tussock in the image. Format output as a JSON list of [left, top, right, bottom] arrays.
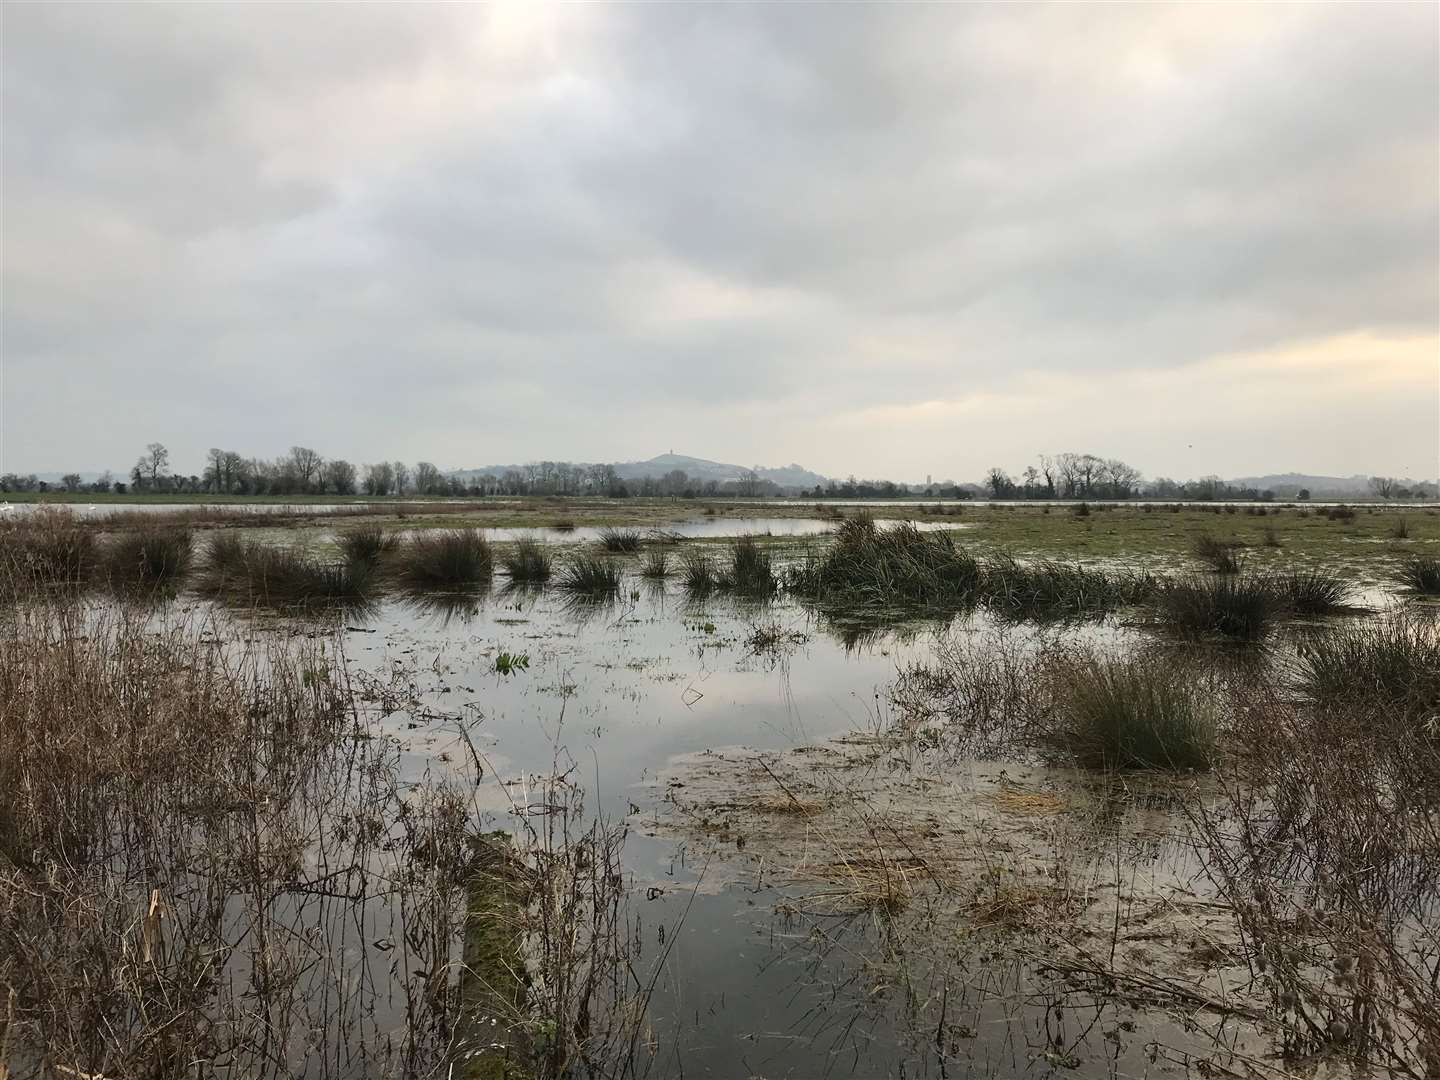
[[0, 507, 97, 593], [1397, 555, 1440, 595], [981, 554, 1150, 620], [336, 523, 397, 567], [790, 517, 980, 608], [720, 535, 778, 595], [501, 537, 553, 583], [557, 554, 622, 596], [103, 527, 193, 590], [1152, 575, 1274, 641], [640, 549, 672, 579], [1268, 568, 1351, 614], [397, 528, 492, 590], [1052, 654, 1217, 770], [1193, 534, 1242, 573], [597, 527, 642, 553], [1294, 616, 1440, 720], [199, 534, 374, 606], [681, 549, 716, 594]]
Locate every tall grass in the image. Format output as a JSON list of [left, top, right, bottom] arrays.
[[397, 528, 492, 590], [103, 527, 193, 590], [199, 535, 374, 606], [981, 554, 1150, 619], [1268, 568, 1350, 614], [790, 517, 980, 608], [597, 528, 642, 553], [501, 537, 553, 583], [1053, 654, 1217, 770], [1153, 575, 1273, 641], [1192, 534, 1241, 573], [0, 507, 97, 593], [336, 523, 397, 567], [681, 550, 716, 594], [720, 535, 777, 595], [640, 550, 672, 579], [1294, 616, 1440, 719], [557, 555, 622, 596], [1397, 555, 1440, 595]]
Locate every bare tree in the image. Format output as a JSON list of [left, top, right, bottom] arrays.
[[324, 459, 358, 495], [364, 462, 394, 496], [1368, 476, 1396, 498], [391, 461, 411, 496], [61, 473, 82, 492], [413, 461, 441, 495], [136, 442, 170, 489], [984, 467, 1014, 498], [288, 447, 324, 493]]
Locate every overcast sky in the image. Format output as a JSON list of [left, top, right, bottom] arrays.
[[3, 3, 1436, 482]]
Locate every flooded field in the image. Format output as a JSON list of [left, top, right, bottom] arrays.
[[2, 508, 1436, 1078]]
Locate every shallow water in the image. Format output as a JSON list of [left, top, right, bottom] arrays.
[[46, 567, 1423, 1076]]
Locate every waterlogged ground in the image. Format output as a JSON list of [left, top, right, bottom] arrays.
[[33, 513, 1432, 1077], [197, 569, 1230, 1076]]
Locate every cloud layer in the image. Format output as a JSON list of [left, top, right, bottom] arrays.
[[4, 3, 1436, 480]]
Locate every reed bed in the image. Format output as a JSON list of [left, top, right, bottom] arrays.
[[0, 507, 97, 594]]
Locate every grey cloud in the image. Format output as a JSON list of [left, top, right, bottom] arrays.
[[2, 2, 1435, 479]]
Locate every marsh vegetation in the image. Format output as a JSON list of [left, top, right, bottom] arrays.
[[1, 498, 1435, 1077]]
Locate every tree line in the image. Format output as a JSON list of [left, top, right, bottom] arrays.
[[1, 443, 1433, 501]]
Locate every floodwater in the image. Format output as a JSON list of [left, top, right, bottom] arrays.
[[36, 528, 1428, 1077], [317, 577, 1242, 1077]]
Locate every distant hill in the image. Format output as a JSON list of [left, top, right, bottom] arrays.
[[1226, 473, 1429, 497], [452, 453, 828, 491]]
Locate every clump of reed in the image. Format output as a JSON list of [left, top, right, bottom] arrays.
[[1294, 616, 1440, 720], [1051, 654, 1216, 771], [597, 528, 642, 553], [718, 535, 777, 595], [1152, 575, 1273, 641], [397, 529, 492, 590], [640, 550, 672, 579], [1268, 568, 1351, 614], [1192, 533, 1242, 573], [550, 520, 577, 532], [0, 507, 97, 593], [981, 554, 1150, 620], [1397, 555, 1440, 595], [557, 555, 622, 596], [199, 534, 374, 606], [789, 517, 980, 609], [0, 604, 519, 1073], [680, 549, 716, 594], [336, 523, 397, 567], [500, 538, 553, 583], [1390, 517, 1411, 540], [103, 527, 193, 590]]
